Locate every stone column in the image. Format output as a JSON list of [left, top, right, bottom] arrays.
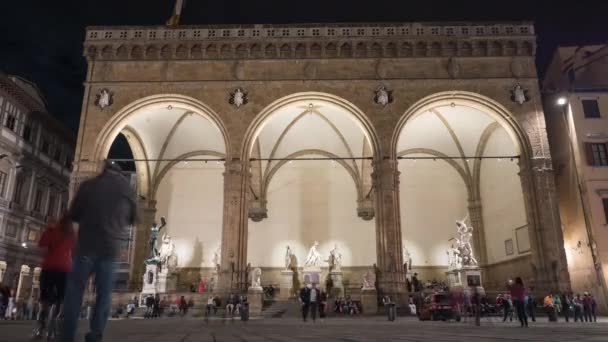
[[372, 159, 407, 302], [31, 267, 41, 300], [216, 160, 249, 294], [128, 200, 156, 291], [15, 265, 31, 301], [520, 158, 570, 292], [0, 261, 6, 282], [467, 199, 488, 266]]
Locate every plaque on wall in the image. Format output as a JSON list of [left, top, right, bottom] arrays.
[[515, 225, 531, 254], [505, 239, 514, 256]]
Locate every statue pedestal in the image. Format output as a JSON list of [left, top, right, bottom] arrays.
[[157, 270, 177, 293], [140, 264, 159, 306], [279, 270, 294, 299], [360, 288, 378, 315], [247, 286, 264, 316], [328, 270, 344, 297], [302, 266, 321, 285], [447, 266, 485, 298]]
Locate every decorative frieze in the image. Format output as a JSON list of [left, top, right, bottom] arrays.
[[84, 23, 536, 61]]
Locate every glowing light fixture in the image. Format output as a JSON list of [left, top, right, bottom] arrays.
[[556, 97, 567, 106]]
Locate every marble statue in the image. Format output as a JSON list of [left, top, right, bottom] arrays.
[[327, 245, 342, 272], [455, 217, 478, 266], [159, 234, 177, 273], [403, 245, 412, 271], [229, 88, 248, 108], [511, 85, 529, 105], [95, 89, 113, 109], [212, 246, 221, 273], [284, 245, 293, 270], [304, 241, 321, 267], [146, 217, 167, 263], [447, 244, 461, 270], [374, 85, 392, 106], [251, 267, 262, 288], [362, 271, 375, 289]]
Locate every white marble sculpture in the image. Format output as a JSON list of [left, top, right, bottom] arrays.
[[374, 85, 391, 106], [511, 85, 529, 105], [212, 246, 221, 272], [284, 245, 293, 270], [447, 244, 461, 270], [229, 88, 248, 108], [96, 89, 112, 109], [327, 245, 342, 272], [362, 271, 375, 289], [455, 217, 478, 266], [304, 241, 321, 267], [251, 267, 262, 289], [403, 245, 412, 271], [159, 234, 177, 274]]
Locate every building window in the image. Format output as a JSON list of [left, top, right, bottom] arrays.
[[13, 177, 25, 204], [41, 139, 50, 155], [22, 123, 32, 142], [5, 222, 18, 238], [5, 114, 16, 131], [582, 99, 601, 118], [0, 171, 7, 198], [586, 143, 608, 166], [27, 228, 39, 242], [47, 193, 57, 217], [53, 148, 62, 163], [33, 188, 43, 212], [603, 198, 608, 224]]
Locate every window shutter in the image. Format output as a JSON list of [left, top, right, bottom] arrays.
[[584, 143, 594, 166]]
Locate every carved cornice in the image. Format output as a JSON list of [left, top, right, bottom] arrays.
[[84, 22, 536, 61]]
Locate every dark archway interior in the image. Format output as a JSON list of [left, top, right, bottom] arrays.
[[107, 133, 136, 172]]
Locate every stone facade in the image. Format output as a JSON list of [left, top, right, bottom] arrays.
[[74, 22, 569, 302], [543, 44, 608, 312], [0, 72, 74, 292]]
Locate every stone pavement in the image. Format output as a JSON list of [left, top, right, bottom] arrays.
[[1, 316, 607, 342]]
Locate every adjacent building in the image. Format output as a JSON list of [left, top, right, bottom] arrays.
[[0, 71, 74, 298], [544, 45, 608, 310]]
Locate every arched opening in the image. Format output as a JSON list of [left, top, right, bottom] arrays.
[[244, 93, 379, 284], [394, 92, 533, 288], [94, 95, 229, 288]]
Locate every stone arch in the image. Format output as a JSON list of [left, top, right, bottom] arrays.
[[392, 91, 538, 272], [488, 41, 502, 56], [86, 46, 98, 58], [370, 42, 382, 57], [101, 45, 114, 59], [250, 43, 262, 58], [263, 149, 363, 201], [175, 44, 188, 58], [355, 42, 367, 57], [236, 44, 248, 58], [429, 42, 441, 57], [325, 42, 338, 57], [400, 42, 413, 57], [205, 43, 218, 58], [504, 41, 517, 55], [295, 43, 307, 58], [443, 41, 457, 56], [146, 45, 159, 59], [414, 42, 427, 57], [279, 44, 291, 58], [220, 44, 233, 58], [160, 44, 172, 59], [310, 43, 322, 58], [385, 42, 397, 57], [93, 94, 231, 167], [116, 45, 129, 59], [190, 44, 202, 58], [460, 42, 472, 57], [520, 41, 534, 56], [241, 92, 381, 163], [131, 45, 144, 59], [265, 44, 276, 58], [339, 42, 352, 58], [391, 91, 532, 160]]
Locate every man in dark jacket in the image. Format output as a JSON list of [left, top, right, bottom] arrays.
[[61, 161, 137, 342], [299, 285, 311, 322]]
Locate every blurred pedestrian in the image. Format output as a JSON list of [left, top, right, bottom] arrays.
[[60, 161, 137, 342], [33, 215, 75, 339], [507, 277, 528, 327]]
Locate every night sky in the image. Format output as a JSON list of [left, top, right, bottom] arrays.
[[0, 0, 606, 133]]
